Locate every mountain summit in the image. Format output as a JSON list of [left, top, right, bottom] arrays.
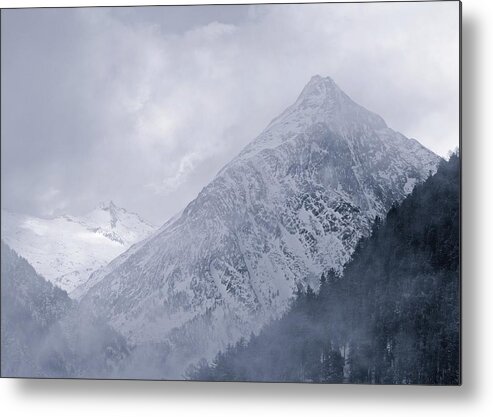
[[239, 76, 385, 161], [79, 76, 441, 377], [294, 75, 386, 127], [294, 75, 385, 128]]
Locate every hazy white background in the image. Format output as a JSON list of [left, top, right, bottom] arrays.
[[1, 0, 458, 224], [1, 1, 491, 417]]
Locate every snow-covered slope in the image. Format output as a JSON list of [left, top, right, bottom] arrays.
[[1, 202, 155, 294], [80, 76, 441, 377]]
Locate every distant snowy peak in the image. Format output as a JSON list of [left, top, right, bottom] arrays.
[[1, 203, 156, 294], [80, 201, 155, 245]]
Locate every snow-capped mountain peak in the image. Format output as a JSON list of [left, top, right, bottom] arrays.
[[297, 74, 345, 103], [240, 77, 387, 162], [280, 75, 384, 128], [1, 203, 156, 294]]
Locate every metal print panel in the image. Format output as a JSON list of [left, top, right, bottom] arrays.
[[0, 1, 461, 384]]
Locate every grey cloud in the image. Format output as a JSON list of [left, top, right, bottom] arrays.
[[1, 2, 459, 224]]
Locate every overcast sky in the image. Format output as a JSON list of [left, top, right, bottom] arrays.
[[1, 2, 459, 224]]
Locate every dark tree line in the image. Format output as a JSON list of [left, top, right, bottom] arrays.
[[190, 152, 460, 384]]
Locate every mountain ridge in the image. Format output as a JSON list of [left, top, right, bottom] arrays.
[[79, 75, 441, 377], [191, 153, 460, 384]]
